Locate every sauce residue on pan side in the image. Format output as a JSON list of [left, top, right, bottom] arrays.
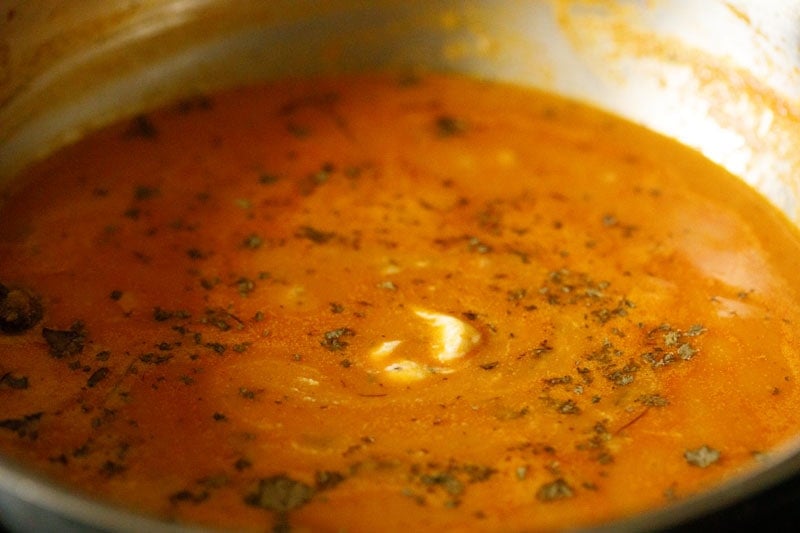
[[2, 73, 800, 531]]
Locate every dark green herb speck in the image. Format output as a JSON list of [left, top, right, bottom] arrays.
[[321, 328, 355, 351], [0, 412, 43, 440], [297, 226, 335, 244], [134, 185, 160, 200], [436, 115, 467, 137], [42, 322, 86, 358], [0, 373, 29, 390], [0, 283, 43, 334], [245, 475, 314, 512], [125, 114, 158, 139], [243, 234, 263, 249], [87, 367, 110, 388], [315, 470, 345, 491], [139, 353, 173, 365], [536, 478, 574, 501]]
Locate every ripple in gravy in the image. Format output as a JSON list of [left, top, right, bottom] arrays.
[[2, 73, 800, 531]]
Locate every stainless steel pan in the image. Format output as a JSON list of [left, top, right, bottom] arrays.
[[1, 1, 799, 531]]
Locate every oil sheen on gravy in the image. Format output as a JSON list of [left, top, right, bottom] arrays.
[[2, 73, 800, 531]]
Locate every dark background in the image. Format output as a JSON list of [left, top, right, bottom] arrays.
[[663, 473, 800, 532]]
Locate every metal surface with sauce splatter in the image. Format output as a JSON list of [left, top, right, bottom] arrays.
[[2, 73, 800, 532]]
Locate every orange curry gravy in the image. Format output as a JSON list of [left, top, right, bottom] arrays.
[[2, 74, 800, 531]]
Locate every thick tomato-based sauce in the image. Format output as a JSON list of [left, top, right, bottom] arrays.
[[2, 74, 800, 531]]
